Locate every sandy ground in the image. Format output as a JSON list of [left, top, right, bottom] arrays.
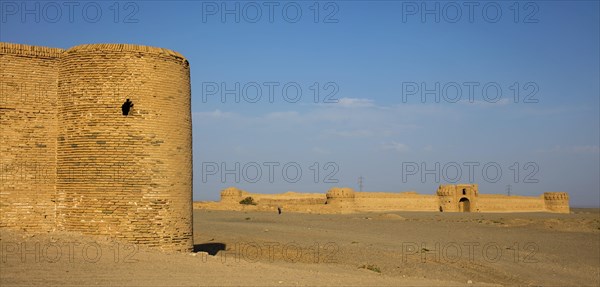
[[1, 209, 598, 286]]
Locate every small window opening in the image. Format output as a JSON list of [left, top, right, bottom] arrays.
[[122, 99, 134, 116]]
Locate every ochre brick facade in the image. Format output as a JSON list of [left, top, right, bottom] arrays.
[[0, 42, 193, 252]]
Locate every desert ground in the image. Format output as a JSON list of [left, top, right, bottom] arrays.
[[1, 209, 598, 286]]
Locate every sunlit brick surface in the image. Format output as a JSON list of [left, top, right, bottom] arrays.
[[0, 42, 193, 252], [0, 43, 61, 232]]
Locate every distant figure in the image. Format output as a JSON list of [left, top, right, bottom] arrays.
[[122, 99, 134, 116], [277, 206, 282, 215]]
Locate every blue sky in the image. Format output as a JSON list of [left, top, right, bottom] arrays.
[[2, 1, 599, 207]]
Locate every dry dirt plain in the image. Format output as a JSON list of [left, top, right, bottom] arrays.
[[1, 209, 598, 286]]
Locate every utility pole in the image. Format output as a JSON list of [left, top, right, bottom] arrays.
[[358, 176, 364, 192], [506, 184, 512, 196]]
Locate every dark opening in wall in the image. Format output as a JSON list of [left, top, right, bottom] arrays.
[[462, 188, 466, 195], [121, 99, 134, 116]]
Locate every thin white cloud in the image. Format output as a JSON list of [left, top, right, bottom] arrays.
[[192, 109, 235, 120], [458, 98, 511, 106], [263, 111, 300, 120], [381, 141, 410, 153], [336, 97, 375, 108]]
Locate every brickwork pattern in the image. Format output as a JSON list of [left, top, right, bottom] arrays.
[[0, 42, 193, 252], [0, 43, 62, 232]]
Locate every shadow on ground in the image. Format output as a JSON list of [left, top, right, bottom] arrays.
[[193, 243, 226, 255]]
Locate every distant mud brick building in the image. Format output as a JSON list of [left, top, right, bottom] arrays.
[[197, 185, 570, 214], [542, 192, 570, 213], [436, 184, 479, 212], [220, 186, 248, 204], [0, 42, 193, 252]]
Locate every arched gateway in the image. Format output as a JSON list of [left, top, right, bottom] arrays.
[[459, 197, 470, 212]]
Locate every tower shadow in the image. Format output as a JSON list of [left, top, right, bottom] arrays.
[[193, 243, 226, 255]]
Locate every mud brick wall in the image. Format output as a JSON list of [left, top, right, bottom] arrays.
[[0, 42, 193, 252], [477, 195, 546, 212], [0, 43, 62, 232], [209, 185, 570, 214], [543, 192, 570, 213], [353, 193, 439, 212]]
